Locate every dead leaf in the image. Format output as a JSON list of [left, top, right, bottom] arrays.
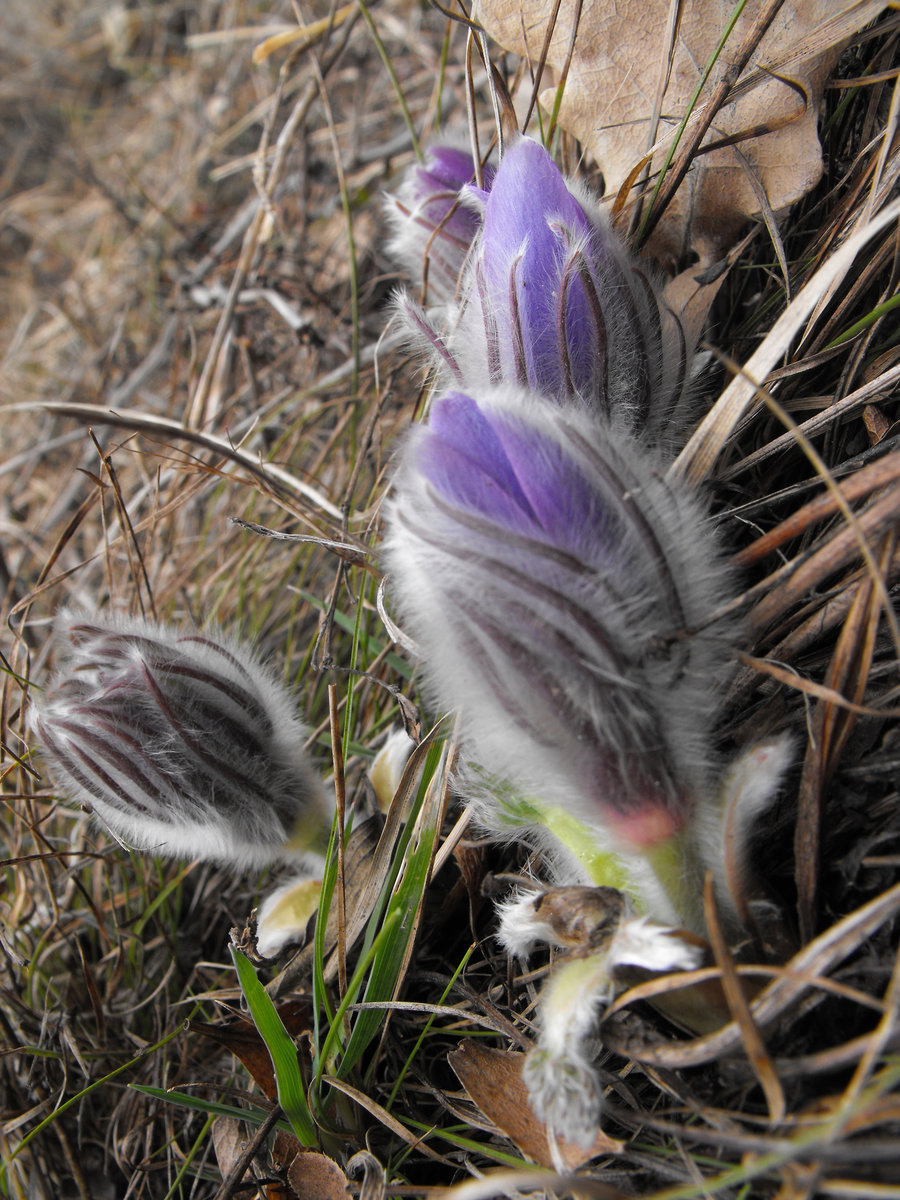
[[188, 1000, 313, 1102], [477, 0, 887, 266], [212, 1117, 255, 1185], [286, 1151, 353, 1200], [449, 1040, 623, 1168]]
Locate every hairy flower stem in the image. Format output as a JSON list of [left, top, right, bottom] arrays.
[[645, 832, 706, 935], [525, 800, 631, 894], [533, 803, 704, 933]]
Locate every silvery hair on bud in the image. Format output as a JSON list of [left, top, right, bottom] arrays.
[[390, 137, 694, 450], [384, 386, 741, 877], [383, 143, 490, 311], [30, 609, 330, 870]]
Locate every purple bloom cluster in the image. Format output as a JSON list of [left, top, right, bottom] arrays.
[[382, 136, 749, 879], [388, 137, 689, 443], [383, 132, 784, 1140], [31, 611, 329, 869]]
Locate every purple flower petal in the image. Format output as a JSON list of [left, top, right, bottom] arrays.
[[475, 139, 594, 396], [419, 392, 616, 560], [418, 392, 537, 535], [385, 146, 495, 306], [432, 136, 692, 441]]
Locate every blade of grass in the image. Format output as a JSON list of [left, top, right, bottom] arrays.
[[231, 946, 316, 1146], [636, 0, 749, 245], [313, 906, 403, 1082], [130, 1084, 293, 1133], [2, 1026, 182, 1182], [385, 942, 477, 1111], [161, 1113, 214, 1200], [356, 0, 422, 160]]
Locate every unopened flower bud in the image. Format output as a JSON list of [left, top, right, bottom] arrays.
[[255, 874, 323, 957], [30, 610, 330, 870], [385, 145, 494, 307], [385, 387, 738, 864], [391, 137, 689, 441]]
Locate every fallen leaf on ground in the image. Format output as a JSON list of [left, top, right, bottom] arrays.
[[188, 1000, 312, 1101], [286, 1150, 353, 1200], [449, 1039, 623, 1168], [477, 0, 887, 266]]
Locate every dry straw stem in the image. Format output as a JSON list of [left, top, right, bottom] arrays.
[[2, 400, 343, 520], [669, 196, 900, 486], [434, 1171, 628, 1200], [702, 873, 785, 1123], [736, 393, 900, 655], [603, 879, 900, 1068], [794, 528, 896, 939], [735, 449, 900, 565]]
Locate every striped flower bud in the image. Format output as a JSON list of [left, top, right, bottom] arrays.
[[385, 145, 494, 307], [30, 610, 330, 870], [384, 387, 738, 867], [452, 137, 687, 436]]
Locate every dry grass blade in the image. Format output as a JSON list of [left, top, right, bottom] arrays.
[[637, 0, 789, 246], [251, 4, 356, 64], [794, 529, 896, 938], [323, 1074, 451, 1164], [670, 197, 900, 485], [4, 400, 343, 519], [604, 880, 900, 1068], [735, 448, 900, 566], [703, 874, 786, 1122], [434, 1170, 629, 1199], [739, 653, 897, 717], [746, 482, 900, 640], [721, 362, 900, 482]]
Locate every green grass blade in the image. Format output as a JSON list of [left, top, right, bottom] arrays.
[[313, 907, 403, 1083], [385, 942, 476, 1111], [636, 0, 748, 246], [1, 1026, 182, 1182], [129, 1084, 293, 1133], [356, 0, 422, 161], [338, 821, 437, 1078], [162, 1113, 214, 1200], [825, 291, 900, 348], [231, 946, 317, 1146]]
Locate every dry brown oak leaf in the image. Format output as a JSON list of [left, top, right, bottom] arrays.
[[476, 0, 887, 268]]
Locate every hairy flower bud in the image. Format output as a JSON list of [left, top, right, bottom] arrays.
[[385, 145, 494, 307], [384, 387, 738, 863], [389, 137, 690, 441], [455, 138, 687, 435], [30, 610, 330, 870]]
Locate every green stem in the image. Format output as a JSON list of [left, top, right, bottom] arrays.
[[645, 831, 706, 934], [536, 803, 704, 932], [537, 802, 631, 893]]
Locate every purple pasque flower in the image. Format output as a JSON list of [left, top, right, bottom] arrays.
[[385, 145, 495, 307], [445, 138, 687, 440], [384, 386, 737, 855], [30, 610, 329, 870]]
